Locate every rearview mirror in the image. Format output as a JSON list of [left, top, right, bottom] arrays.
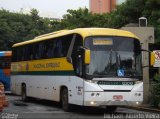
[[84, 49, 90, 65]]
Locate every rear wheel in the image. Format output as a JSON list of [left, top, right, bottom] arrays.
[[61, 88, 72, 112], [21, 84, 28, 102]]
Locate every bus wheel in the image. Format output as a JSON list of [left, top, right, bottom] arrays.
[[21, 84, 27, 102], [61, 88, 72, 112]]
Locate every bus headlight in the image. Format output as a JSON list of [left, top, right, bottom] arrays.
[[90, 101, 96, 105]]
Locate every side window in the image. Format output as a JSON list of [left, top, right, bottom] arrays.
[[12, 34, 82, 61], [61, 35, 72, 57], [23, 46, 27, 61], [17, 47, 22, 61], [23, 45, 31, 61], [45, 35, 72, 59], [54, 34, 73, 58], [12, 48, 17, 62], [21, 46, 25, 61], [38, 42, 44, 59], [29, 45, 34, 60], [34, 43, 40, 60], [54, 39, 62, 58], [26, 45, 31, 60], [46, 40, 55, 58], [73, 34, 83, 53]]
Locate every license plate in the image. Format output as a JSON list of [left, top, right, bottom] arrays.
[[113, 95, 123, 100]]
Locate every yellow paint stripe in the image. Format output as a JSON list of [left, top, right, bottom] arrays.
[[11, 57, 74, 72]]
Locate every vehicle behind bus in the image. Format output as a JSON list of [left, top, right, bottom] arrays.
[[0, 51, 11, 91]]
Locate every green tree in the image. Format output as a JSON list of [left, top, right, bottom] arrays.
[[0, 9, 54, 50], [59, 0, 160, 42], [1, 0, 160, 50], [30, 8, 40, 22], [0, 10, 17, 50], [61, 8, 93, 29]]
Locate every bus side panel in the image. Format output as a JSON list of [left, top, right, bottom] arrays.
[[11, 75, 21, 95], [11, 75, 84, 106], [67, 76, 84, 105]]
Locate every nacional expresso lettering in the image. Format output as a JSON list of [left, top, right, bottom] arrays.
[[34, 62, 60, 69]]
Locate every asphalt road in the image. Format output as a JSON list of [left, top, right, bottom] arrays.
[[0, 95, 159, 119]]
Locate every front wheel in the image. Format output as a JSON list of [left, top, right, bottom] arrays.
[[61, 88, 72, 112]]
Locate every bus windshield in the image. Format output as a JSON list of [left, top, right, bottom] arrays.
[[85, 36, 142, 79]]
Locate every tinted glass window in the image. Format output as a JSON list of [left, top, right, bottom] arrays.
[[12, 34, 74, 61], [0, 56, 11, 68]]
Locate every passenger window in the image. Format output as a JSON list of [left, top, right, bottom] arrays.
[[54, 39, 62, 57], [46, 40, 55, 58]]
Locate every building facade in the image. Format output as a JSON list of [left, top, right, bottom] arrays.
[[89, 0, 125, 14], [121, 26, 155, 104]]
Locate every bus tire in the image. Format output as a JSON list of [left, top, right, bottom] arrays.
[[21, 84, 27, 102], [61, 88, 72, 112]]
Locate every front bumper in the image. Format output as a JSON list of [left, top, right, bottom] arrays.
[[83, 91, 143, 107]]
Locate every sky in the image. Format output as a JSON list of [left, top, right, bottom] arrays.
[[0, 0, 89, 18]]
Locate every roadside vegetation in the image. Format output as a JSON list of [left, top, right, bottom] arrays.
[[0, 0, 160, 50], [151, 74, 160, 108]]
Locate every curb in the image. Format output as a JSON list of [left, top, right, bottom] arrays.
[[123, 106, 160, 113]]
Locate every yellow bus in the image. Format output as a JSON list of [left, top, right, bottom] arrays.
[[11, 28, 143, 112]]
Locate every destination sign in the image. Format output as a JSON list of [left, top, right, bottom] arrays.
[[93, 39, 113, 45]]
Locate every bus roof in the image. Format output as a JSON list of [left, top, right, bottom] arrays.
[[12, 28, 139, 47]]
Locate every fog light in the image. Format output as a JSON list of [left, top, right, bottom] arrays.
[[136, 101, 139, 105], [90, 101, 95, 105]]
